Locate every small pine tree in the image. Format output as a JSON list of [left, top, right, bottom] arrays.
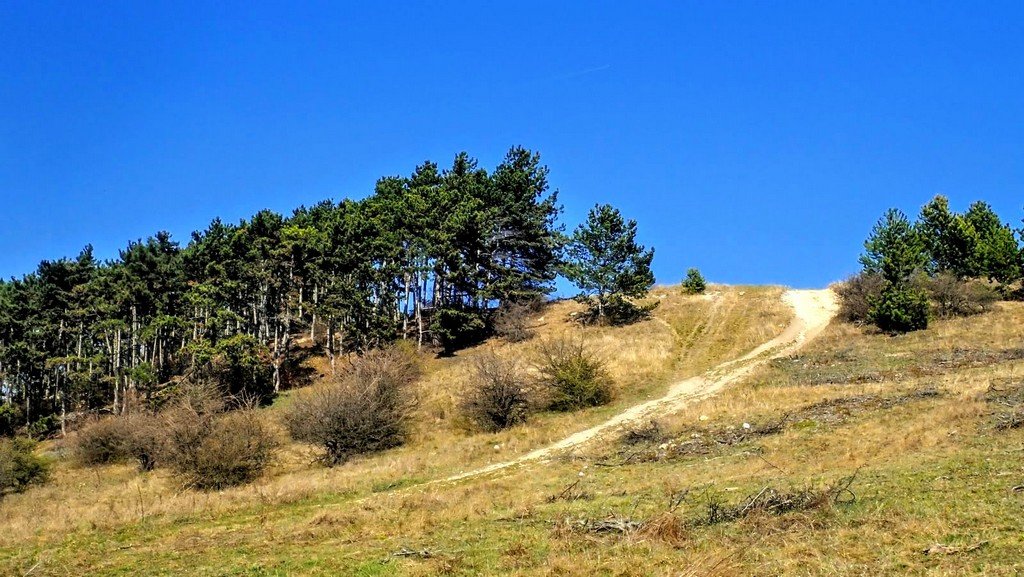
[[682, 268, 706, 294], [562, 204, 656, 324], [870, 284, 929, 333], [860, 208, 930, 333]]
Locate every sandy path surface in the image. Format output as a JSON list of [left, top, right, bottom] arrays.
[[445, 289, 838, 483]]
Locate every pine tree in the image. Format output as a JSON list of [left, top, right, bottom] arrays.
[[563, 204, 655, 324], [0, 147, 598, 430], [860, 209, 929, 333], [682, 268, 707, 294], [916, 195, 977, 277], [485, 147, 563, 302], [963, 201, 1021, 284]]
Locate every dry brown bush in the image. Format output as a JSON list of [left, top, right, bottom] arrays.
[[72, 413, 166, 471], [284, 345, 421, 466], [71, 417, 135, 466], [493, 298, 542, 343], [925, 272, 998, 319], [835, 272, 884, 324], [160, 389, 278, 490], [460, 351, 534, 432]]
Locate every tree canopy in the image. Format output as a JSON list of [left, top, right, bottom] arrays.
[[856, 197, 1023, 334], [0, 147, 576, 436], [562, 203, 656, 324]]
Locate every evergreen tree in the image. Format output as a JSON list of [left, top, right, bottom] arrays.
[[485, 147, 563, 302], [916, 195, 977, 278], [963, 201, 1021, 283], [682, 268, 707, 294], [860, 209, 929, 333], [563, 204, 655, 323], [0, 147, 602, 431], [860, 209, 928, 282]]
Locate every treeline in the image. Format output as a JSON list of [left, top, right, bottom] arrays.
[[841, 195, 1023, 332], [0, 147, 570, 436]]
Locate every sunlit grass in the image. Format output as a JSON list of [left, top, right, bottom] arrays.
[[5, 290, 1023, 575]]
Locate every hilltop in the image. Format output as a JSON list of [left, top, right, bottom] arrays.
[[3, 284, 1023, 575]]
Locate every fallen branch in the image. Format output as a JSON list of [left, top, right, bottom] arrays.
[[392, 547, 435, 559]]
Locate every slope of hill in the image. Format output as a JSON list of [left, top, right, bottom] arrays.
[[3, 285, 1023, 576]]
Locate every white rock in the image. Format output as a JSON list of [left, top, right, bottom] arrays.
[[698, 415, 709, 422], [742, 423, 751, 430]]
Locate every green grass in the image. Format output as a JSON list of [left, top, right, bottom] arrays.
[[4, 292, 1024, 575]]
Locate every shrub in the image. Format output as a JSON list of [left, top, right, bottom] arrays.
[[493, 299, 542, 343], [460, 352, 533, 432], [161, 393, 278, 490], [924, 272, 998, 319], [575, 294, 658, 326], [124, 413, 166, 471], [72, 417, 135, 466], [284, 346, 421, 465], [682, 268, 707, 294], [27, 415, 60, 439], [836, 272, 885, 324], [73, 413, 166, 471], [0, 403, 21, 437], [537, 336, 613, 411], [347, 342, 423, 392], [0, 437, 49, 498], [870, 284, 930, 333]]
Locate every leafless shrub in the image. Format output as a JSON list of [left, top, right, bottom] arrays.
[[460, 352, 534, 432], [925, 273, 998, 319], [536, 335, 613, 411], [346, 342, 423, 392], [72, 417, 135, 466], [836, 272, 885, 324], [493, 298, 543, 343], [160, 392, 278, 490], [284, 345, 421, 465], [72, 413, 165, 471], [125, 413, 164, 471]]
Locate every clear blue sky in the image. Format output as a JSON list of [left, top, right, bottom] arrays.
[[2, 1, 1022, 290]]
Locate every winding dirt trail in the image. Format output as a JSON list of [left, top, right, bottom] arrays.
[[445, 289, 838, 483]]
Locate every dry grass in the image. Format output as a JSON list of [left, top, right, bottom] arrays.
[[5, 288, 1024, 575]]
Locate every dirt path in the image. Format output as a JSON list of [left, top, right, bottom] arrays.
[[445, 289, 838, 483]]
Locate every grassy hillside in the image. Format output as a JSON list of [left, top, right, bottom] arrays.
[[3, 285, 1023, 575]]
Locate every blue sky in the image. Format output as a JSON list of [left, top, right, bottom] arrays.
[[2, 1, 1022, 291]]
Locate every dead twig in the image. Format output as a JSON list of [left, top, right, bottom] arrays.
[[757, 453, 790, 476], [392, 547, 435, 559], [566, 516, 642, 535]]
